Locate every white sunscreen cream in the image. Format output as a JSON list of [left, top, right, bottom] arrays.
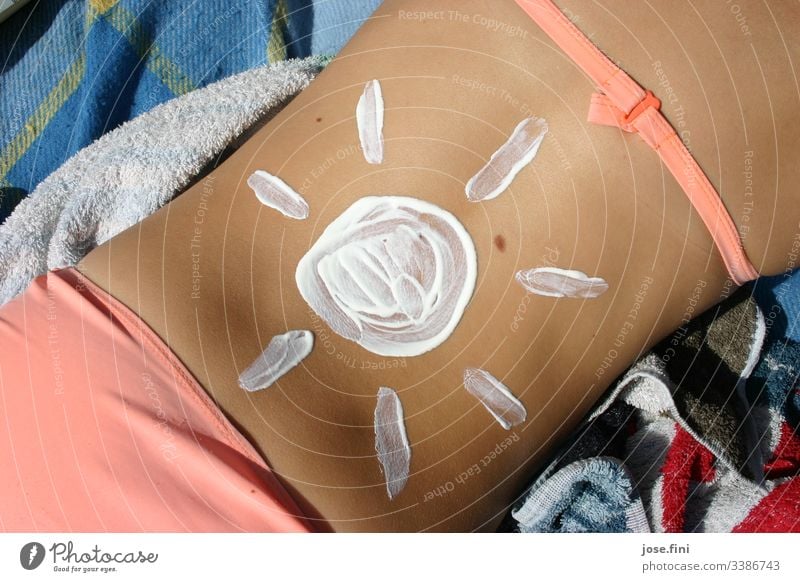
[[248, 170, 309, 220], [295, 196, 477, 357], [356, 79, 384, 164], [374, 386, 411, 500], [238, 330, 314, 392], [463, 368, 527, 430], [465, 116, 548, 202], [515, 267, 608, 299]]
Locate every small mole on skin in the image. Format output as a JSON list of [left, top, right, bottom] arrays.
[[316, 117, 323, 122], [494, 234, 506, 252]]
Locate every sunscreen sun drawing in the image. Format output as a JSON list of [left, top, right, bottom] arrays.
[[241, 78, 608, 498], [295, 195, 478, 358]]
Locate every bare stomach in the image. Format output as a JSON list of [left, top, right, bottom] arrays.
[[77, 0, 799, 531]]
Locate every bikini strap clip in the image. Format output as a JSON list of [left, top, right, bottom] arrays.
[[587, 89, 661, 133], [622, 90, 661, 125]]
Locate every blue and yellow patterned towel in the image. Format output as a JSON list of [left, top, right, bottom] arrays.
[[0, 0, 317, 221]]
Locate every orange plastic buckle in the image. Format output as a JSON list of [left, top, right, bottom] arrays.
[[623, 90, 661, 125]]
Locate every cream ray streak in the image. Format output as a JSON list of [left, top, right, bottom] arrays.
[[465, 116, 548, 202], [515, 267, 608, 298], [248, 170, 309, 219], [295, 196, 477, 357], [374, 386, 411, 500], [238, 330, 314, 392], [356, 79, 384, 164], [463, 368, 526, 430]]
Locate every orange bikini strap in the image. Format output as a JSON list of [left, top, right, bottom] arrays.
[[514, 0, 758, 285]]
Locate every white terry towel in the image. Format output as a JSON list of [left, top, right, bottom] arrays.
[[0, 56, 327, 306]]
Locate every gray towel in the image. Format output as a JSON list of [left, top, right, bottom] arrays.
[[0, 56, 327, 305]]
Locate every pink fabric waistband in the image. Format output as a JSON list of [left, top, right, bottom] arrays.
[[514, 0, 759, 285], [0, 268, 313, 532]]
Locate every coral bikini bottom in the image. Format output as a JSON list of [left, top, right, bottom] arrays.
[[514, 0, 758, 285], [0, 268, 312, 532]]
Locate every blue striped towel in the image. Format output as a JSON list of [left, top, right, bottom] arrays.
[[0, 0, 317, 221]]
